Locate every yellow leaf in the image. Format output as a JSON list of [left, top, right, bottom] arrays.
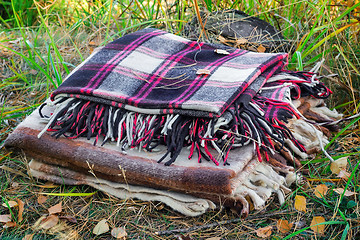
[[310, 216, 325, 235], [93, 219, 109, 235], [40, 215, 59, 230], [314, 184, 328, 198], [111, 227, 128, 239], [333, 188, 357, 197], [330, 157, 348, 174], [256, 225, 272, 238], [294, 195, 306, 212], [2, 200, 18, 208], [48, 202, 62, 215], [257, 45, 266, 53], [277, 219, 293, 234]]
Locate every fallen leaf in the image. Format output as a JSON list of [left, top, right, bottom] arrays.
[[257, 45, 266, 53], [59, 215, 77, 223], [17, 199, 24, 222], [3, 221, 16, 228], [2, 200, 18, 208], [48, 202, 62, 215], [214, 49, 230, 55], [337, 170, 351, 180], [37, 195, 48, 204], [22, 233, 34, 240], [111, 227, 128, 239], [294, 195, 306, 212], [196, 69, 211, 75], [40, 215, 59, 230], [310, 216, 325, 235], [93, 219, 109, 235], [256, 225, 272, 238], [330, 157, 348, 174], [277, 219, 293, 234], [314, 184, 328, 198], [0, 214, 11, 223], [333, 188, 357, 197]]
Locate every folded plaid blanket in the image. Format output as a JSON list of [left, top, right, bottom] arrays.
[[38, 28, 331, 166]]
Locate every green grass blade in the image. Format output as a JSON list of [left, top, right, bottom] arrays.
[[39, 192, 97, 197]]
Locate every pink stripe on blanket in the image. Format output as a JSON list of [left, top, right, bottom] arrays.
[[128, 41, 201, 106], [81, 30, 164, 94]]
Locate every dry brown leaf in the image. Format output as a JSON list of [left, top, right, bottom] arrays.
[[40, 215, 59, 230], [93, 219, 109, 235], [277, 219, 293, 234], [330, 157, 348, 174], [59, 215, 77, 223], [0, 214, 11, 223], [333, 188, 357, 197], [37, 195, 48, 204], [22, 233, 34, 240], [337, 170, 351, 180], [196, 69, 211, 75], [48, 202, 62, 215], [310, 216, 325, 235], [294, 195, 306, 212], [257, 45, 266, 53], [111, 227, 128, 239], [3, 221, 16, 228], [2, 200, 18, 208], [314, 184, 328, 198], [256, 225, 272, 238], [17, 199, 24, 222]]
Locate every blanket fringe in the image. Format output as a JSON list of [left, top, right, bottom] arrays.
[[38, 97, 306, 166]]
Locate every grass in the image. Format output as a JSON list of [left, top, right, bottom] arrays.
[[0, 0, 360, 239]]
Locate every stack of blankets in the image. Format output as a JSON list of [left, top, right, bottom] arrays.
[[4, 28, 342, 217]]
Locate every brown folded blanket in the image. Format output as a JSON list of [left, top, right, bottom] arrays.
[[4, 96, 341, 216]]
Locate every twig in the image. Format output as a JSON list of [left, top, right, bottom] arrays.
[[155, 210, 290, 235]]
